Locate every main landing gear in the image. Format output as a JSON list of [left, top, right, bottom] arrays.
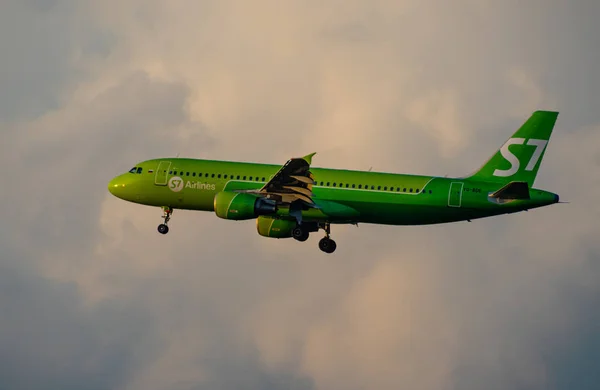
[[157, 206, 173, 234], [318, 222, 336, 254], [292, 225, 310, 242], [292, 222, 337, 253]]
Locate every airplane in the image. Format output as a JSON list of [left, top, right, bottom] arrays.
[[108, 110, 560, 253]]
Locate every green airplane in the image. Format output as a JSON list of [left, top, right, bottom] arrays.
[[108, 111, 560, 253]]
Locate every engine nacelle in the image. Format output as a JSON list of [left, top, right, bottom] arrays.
[[214, 192, 277, 220], [256, 216, 296, 238]]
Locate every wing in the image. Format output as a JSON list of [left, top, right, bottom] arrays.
[[256, 153, 317, 205]]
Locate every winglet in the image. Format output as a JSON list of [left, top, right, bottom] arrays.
[[302, 152, 317, 165]]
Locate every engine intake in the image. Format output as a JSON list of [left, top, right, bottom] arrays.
[[214, 192, 277, 220]]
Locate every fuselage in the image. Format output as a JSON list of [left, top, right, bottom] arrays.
[[108, 158, 559, 225]]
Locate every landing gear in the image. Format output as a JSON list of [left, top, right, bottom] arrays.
[[318, 222, 337, 253], [292, 226, 309, 242], [318, 237, 337, 253], [158, 207, 173, 235]]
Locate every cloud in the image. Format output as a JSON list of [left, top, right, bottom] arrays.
[[0, 0, 116, 122], [1, 1, 599, 389]]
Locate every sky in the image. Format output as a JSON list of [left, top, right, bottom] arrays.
[[1, 0, 599, 389]]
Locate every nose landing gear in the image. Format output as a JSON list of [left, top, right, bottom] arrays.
[[157, 206, 173, 234]]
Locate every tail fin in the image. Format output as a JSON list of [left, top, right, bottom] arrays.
[[468, 111, 559, 186]]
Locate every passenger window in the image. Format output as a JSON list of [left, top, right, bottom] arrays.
[[224, 174, 228, 179], [192, 172, 196, 177], [396, 188, 400, 192], [403, 188, 407, 192], [358, 184, 362, 189], [319, 182, 324, 186], [211, 173, 215, 178], [409, 188, 413, 193], [237, 175, 240, 180], [217, 174, 221, 178], [169, 171, 173, 175], [326, 182, 330, 186], [352, 184, 356, 188], [371, 185, 375, 190], [186, 172, 190, 176], [429, 190, 432, 194], [333, 183, 337, 187], [389, 187, 393, 191], [377, 186, 381, 190], [346, 183, 349, 188], [262, 177, 266, 181], [384, 186, 387, 191], [243, 176, 247, 180], [249, 176, 253, 181]]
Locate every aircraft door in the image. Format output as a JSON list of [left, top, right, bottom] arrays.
[[448, 182, 464, 207], [155, 161, 171, 186]]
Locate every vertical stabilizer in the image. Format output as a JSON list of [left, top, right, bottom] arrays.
[[468, 111, 559, 186]]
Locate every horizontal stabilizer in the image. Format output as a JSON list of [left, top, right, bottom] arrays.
[[490, 181, 530, 200]]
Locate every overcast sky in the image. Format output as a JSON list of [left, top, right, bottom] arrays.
[[1, 1, 599, 389]]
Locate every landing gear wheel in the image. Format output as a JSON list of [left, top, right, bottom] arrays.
[[292, 226, 309, 242], [318, 237, 337, 253], [158, 207, 173, 235]]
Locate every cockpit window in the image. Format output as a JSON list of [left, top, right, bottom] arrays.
[[136, 167, 142, 174], [129, 167, 137, 173]]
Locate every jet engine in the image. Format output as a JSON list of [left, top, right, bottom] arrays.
[[256, 216, 296, 238], [214, 192, 277, 220]]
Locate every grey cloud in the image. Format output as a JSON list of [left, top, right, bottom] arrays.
[[0, 264, 140, 390], [8, 71, 208, 249], [0, 0, 113, 122], [0, 71, 208, 388]]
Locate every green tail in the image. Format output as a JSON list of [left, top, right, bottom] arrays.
[[468, 111, 559, 186]]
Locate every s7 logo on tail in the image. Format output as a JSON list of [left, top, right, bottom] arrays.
[[493, 138, 548, 177]]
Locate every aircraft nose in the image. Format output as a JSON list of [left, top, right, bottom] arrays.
[[108, 176, 127, 198]]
